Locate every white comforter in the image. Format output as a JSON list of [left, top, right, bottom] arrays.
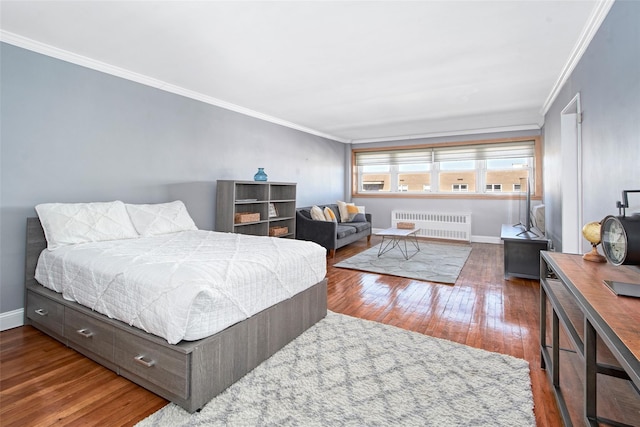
[[35, 230, 326, 344]]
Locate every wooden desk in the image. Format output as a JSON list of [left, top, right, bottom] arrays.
[[540, 252, 640, 426], [501, 224, 549, 279]]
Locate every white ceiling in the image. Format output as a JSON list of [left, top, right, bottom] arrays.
[[0, 1, 613, 143]]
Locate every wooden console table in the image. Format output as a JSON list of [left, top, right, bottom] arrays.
[[501, 224, 549, 279], [539, 252, 640, 426]]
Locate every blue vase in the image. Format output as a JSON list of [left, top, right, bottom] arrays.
[[254, 168, 268, 181]]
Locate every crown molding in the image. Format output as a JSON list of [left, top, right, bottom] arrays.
[[349, 124, 541, 144], [540, 0, 615, 117], [0, 30, 350, 143]]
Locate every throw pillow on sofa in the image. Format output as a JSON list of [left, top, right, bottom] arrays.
[[336, 201, 354, 222], [337, 201, 367, 222], [349, 213, 367, 222], [345, 204, 362, 221], [324, 207, 337, 222], [310, 205, 325, 221]]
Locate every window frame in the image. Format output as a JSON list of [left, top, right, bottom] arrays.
[[352, 136, 542, 200]]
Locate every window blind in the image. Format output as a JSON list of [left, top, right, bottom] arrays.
[[433, 141, 535, 162], [355, 149, 433, 166], [355, 141, 535, 166]]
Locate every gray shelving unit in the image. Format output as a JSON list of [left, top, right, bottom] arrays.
[[215, 180, 296, 238]]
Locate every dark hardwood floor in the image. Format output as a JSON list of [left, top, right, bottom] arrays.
[[1, 237, 563, 426]]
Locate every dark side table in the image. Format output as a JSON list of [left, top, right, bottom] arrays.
[[501, 224, 550, 280]]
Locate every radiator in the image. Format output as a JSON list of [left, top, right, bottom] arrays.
[[391, 210, 472, 241]]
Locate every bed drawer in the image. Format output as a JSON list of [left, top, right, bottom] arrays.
[[65, 308, 115, 362], [26, 291, 64, 337], [114, 330, 190, 399]]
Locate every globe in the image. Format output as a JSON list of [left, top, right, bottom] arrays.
[[582, 221, 606, 262], [582, 221, 601, 245]]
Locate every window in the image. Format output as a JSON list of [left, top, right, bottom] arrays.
[[438, 160, 476, 193], [398, 163, 431, 193], [486, 157, 529, 195], [361, 165, 390, 192], [353, 138, 539, 197], [357, 158, 432, 193]]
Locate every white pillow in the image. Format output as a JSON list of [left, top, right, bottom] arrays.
[[336, 201, 355, 223], [310, 205, 326, 221], [324, 206, 337, 222], [125, 201, 197, 236], [35, 201, 139, 250]]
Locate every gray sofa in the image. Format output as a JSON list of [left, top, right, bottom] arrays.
[[296, 204, 372, 258]]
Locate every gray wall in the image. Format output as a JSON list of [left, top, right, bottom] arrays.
[[542, 0, 640, 252], [3, 0, 638, 314], [351, 130, 541, 240], [0, 43, 346, 313]]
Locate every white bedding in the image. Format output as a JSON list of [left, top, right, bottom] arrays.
[[35, 230, 326, 344]]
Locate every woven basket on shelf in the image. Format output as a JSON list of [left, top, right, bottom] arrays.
[[234, 212, 260, 224], [269, 226, 288, 236]]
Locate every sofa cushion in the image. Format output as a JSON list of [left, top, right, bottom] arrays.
[[336, 224, 357, 239], [343, 221, 370, 233]]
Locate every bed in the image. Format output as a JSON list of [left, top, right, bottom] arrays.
[[24, 201, 327, 413]]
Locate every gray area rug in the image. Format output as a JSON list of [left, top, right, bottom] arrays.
[[334, 241, 472, 284], [137, 312, 534, 427]]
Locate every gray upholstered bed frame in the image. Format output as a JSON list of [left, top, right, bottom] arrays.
[[24, 217, 327, 413]]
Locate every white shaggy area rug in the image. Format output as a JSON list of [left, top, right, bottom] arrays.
[[334, 242, 472, 284], [136, 312, 535, 427]]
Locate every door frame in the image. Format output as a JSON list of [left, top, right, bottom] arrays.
[[560, 93, 583, 254]]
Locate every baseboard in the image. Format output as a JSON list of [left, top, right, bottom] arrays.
[[1, 308, 24, 331], [471, 235, 502, 244]]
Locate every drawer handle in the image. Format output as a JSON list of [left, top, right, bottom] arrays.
[[134, 355, 155, 368], [76, 328, 94, 339], [34, 308, 48, 316]]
